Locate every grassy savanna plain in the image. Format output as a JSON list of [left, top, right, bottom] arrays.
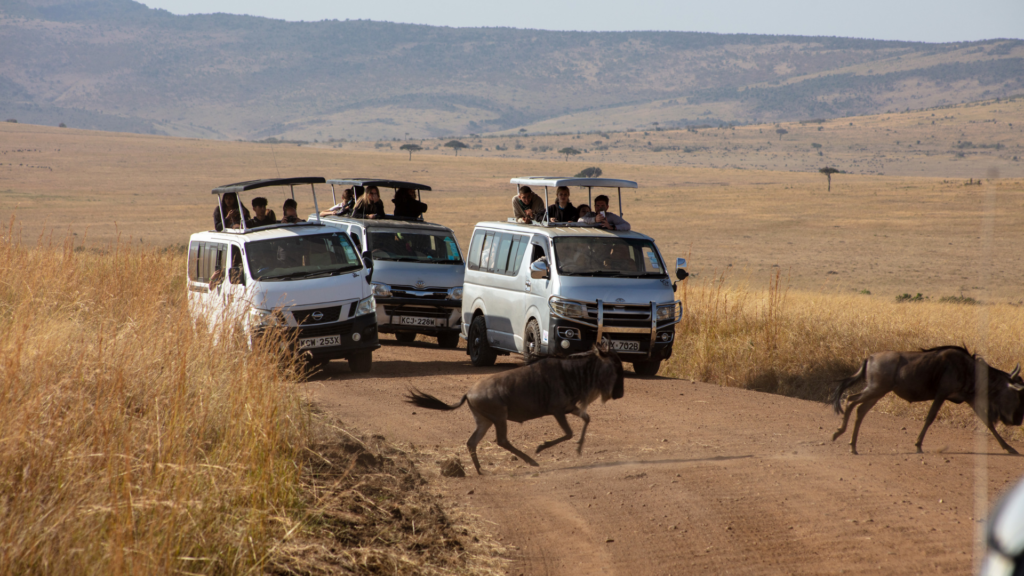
[[1, 99, 1024, 571]]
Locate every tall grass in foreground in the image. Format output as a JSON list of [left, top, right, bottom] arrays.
[[0, 232, 308, 574], [667, 272, 1024, 430]]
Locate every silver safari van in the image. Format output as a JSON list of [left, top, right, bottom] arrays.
[[316, 179, 465, 348], [188, 177, 379, 372], [460, 177, 687, 376]]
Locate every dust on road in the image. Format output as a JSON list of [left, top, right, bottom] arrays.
[[308, 336, 1022, 575]]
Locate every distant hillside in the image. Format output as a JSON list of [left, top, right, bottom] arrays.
[[1, 0, 1022, 140]]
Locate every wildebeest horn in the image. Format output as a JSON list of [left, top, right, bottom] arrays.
[[1011, 363, 1021, 380]]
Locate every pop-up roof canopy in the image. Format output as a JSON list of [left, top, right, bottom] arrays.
[[326, 178, 432, 190], [325, 178, 433, 207], [211, 176, 327, 232], [509, 176, 637, 189], [212, 177, 326, 194], [509, 176, 638, 223]]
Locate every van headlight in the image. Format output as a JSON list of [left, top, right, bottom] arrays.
[[371, 282, 391, 298], [657, 303, 680, 322], [447, 286, 463, 300], [355, 295, 376, 317], [550, 298, 585, 319], [249, 307, 285, 328]]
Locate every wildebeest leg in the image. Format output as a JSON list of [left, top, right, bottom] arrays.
[[914, 397, 947, 453], [571, 407, 591, 455], [466, 412, 494, 475], [983, 421, 1020, 455], [493, 420, 540, 467], [535, 412, 574, 454], [849, 397, 881, 455], [832, 392, 866, 441]]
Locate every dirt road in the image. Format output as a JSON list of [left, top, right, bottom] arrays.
[[308, 337, 1023, 575]]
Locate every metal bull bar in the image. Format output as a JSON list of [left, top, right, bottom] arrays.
[[547, 296, 683, 358]]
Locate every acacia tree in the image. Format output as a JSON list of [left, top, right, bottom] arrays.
[[776, 128, 789, 141], [400, 143, 422, 160], [444, 140, 468, 156], [819, 166, 840, 192], [558, 147, 580, 161]]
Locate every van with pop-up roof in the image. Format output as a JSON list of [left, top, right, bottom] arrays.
[[460, 176, 688, 376], [315, 179, 465, 348], [188, 177, 379, 372]]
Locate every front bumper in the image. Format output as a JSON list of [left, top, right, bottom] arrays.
[[547, 297, 681, 360], [289, 312, 380, 360], [375, 298, 461, 336]]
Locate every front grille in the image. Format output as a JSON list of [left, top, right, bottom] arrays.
[[297, 323, 353, 338], [383, 306, 452, 318], [586, 305, 651, 320], [292, 305, 343, 325], [390, 285, 449, 300]]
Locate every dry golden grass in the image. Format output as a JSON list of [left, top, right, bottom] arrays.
[[0, 227, 496, 575], [0, 228, 310, 573], [667, 271, 1024, 435]]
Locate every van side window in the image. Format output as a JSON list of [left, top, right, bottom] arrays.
[[477, 232, 495, 272], [508, 235, 528, 276], [188, 242, 200, 281], [493, 232, 513, 274], [229, 245, 245, 285], [467, 230, 484, 270], [349, 231, 362, 252]]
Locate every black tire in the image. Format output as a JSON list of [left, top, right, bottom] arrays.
[[394, 331, 416, 343], [436, 332, 460, 349], [523, 319, 542, 364], [632, 359, 662, 377], [468, 315, 497, 367], [348, 351, 373, 373]]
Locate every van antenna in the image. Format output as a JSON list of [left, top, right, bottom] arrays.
[[269, 144, 281, 177]]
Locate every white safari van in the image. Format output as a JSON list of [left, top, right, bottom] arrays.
[[317, 179, 465, 348], [460, 177, 687, 376], [187, 177, 379, 372]]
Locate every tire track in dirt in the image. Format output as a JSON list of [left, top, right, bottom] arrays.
[[308, 338, 1023, 575]]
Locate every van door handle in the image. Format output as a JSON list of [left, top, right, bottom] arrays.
[[524, 280, 531, 292]]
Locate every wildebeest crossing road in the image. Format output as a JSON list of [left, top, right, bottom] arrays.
[[308, 337, 1023, 575]]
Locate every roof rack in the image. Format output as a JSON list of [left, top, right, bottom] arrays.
[[509, 176, 638, 224]]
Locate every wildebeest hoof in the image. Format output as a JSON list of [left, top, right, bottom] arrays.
[[850, 447, 858, 455], [915, 446, 923, 454], [831, 431, 842, 441], [1007, 447, 1020, 455]]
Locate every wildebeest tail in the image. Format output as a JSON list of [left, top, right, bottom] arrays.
[[405, 389, 468, 411], [831, 359, 867, 414]]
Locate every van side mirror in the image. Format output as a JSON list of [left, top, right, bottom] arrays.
[[362, 251, 373, 283], [675, 258, 688, 281], [530, 260, 549, 279]]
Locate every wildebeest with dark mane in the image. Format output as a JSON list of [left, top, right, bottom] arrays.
[[406, 346, 624, 474], [831, 345, 1024, 455]]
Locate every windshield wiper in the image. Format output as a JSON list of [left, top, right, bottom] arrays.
[[375, 257, 422, 263], [302, 266, 360, 279]]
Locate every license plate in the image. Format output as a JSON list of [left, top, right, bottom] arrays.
[[608, 340, 640, 352], [298, 335, 341, 349], [399, 316, 436, 326]]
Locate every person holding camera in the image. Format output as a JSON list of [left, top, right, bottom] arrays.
[[577, 195, 630, 231]]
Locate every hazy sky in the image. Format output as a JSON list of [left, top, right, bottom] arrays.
[[138, 0, 1024, 43]]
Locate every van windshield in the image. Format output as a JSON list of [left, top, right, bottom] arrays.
[[367, 230, 463, 264], [246, 232, 362, 281], [552, 237, 667, 278]]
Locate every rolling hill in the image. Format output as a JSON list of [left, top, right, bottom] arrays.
[[1, 0, 1022, 141]]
